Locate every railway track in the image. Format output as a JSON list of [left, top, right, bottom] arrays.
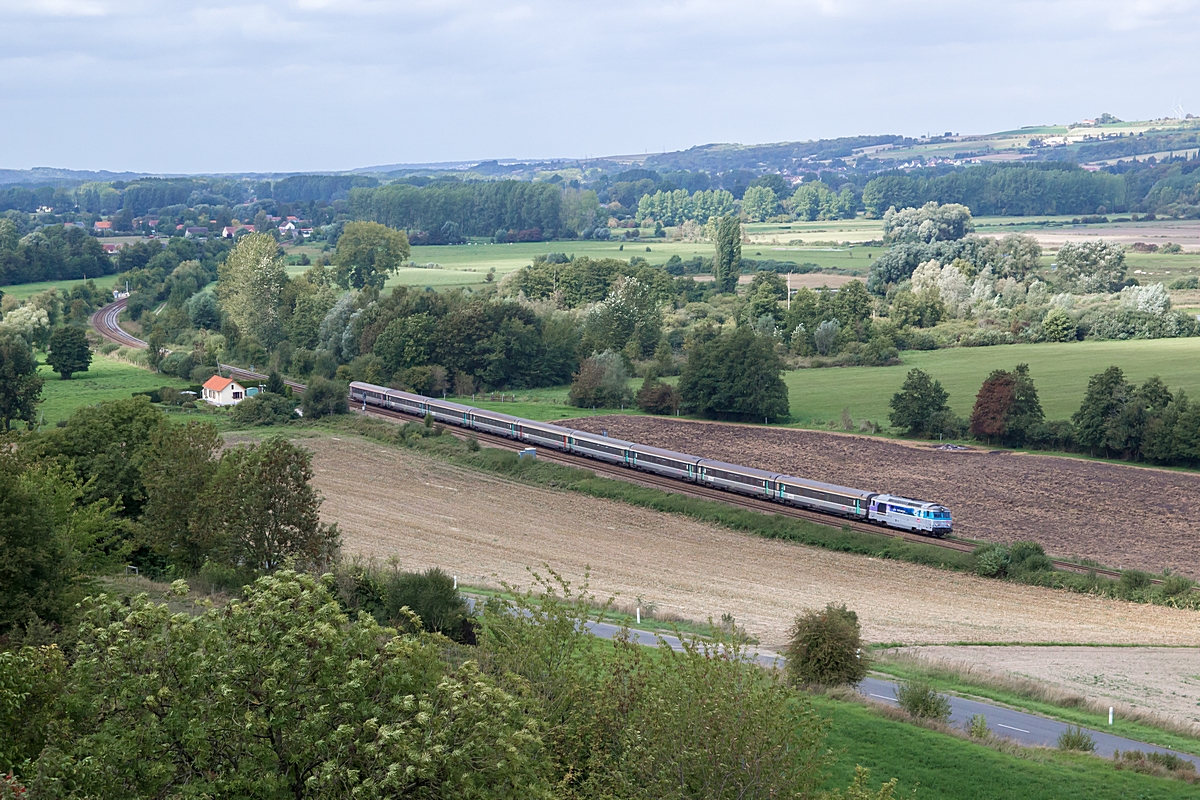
[[90, 298, 147, 349], [85, 304, 1176, 589], [357, 405, 1141, 585]]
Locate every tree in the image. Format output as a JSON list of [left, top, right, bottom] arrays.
[[332, 221, 411, 290], [679, 326, 789, 421], [969, 369, 1016, 441], [713, 215, 741, 293], [0, 447, 122, 633], [1055, 239, 1125, 293], [45, 325, 91, 380], [1072, 366, 1133, 454], [0, 333, 43, 431], [201, 437, 340, 572], [1040, 307, 1077, 341], [997, 233, 1042, 280], [216, 233, 288, 349], [889, 368, 951, 436], [785, 603, 869, 687], [635, 371, 681, 415], [140, 421, 223, 572], [568, 350, 632, 408], [36, 396, 167, 517], [265, 370, 287, 395], [882, 201, 973, 244], [579, 275, 663, 358], [20, 572, 546, 798], [740, 185, 777, 222], [302, 376, 349, 417]]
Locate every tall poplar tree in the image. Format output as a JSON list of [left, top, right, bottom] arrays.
[[216, 233, 288, 349], [714, 216, 742, 293]]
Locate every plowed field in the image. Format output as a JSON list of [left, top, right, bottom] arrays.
[[303, 435, 1199, 649], [562, 417, 1200, 578]]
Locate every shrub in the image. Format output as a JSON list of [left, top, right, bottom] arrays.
[[569, 350, 633, 408], [973, 544, 1011, 578], [1168, 275, 1199, 290], [1117, 569, 1153, 598], [636, 378, 681, 415], [100, 342, 120, 355], [1056, 725, 1096, 752], [301, 377, 348, 417], [966, 713, 990, 739], [230, 393, 296, 427], [894, 679, 951, 721], [1115, 749, 1197, 778], [1007, 541, 1054, 578], [1156, 574, 1196, 601], [785, 603, 868, 686]]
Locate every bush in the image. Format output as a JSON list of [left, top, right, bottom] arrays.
[[636, 377, 681, 415], [785, 603, 869, 686], [894, 679, 951, 721], [302, 377, 349, 417], [1007, 540, 1054, 578], [1056, 725, 1096, 752], [1115, 749, 1197, 778], [230, 393, 296, 427], [569, 350, 633, 409], [100, 342, 120, 355], [1156, 574, 1196, 601], [1168, 275, 1198, 289], [1117, 569, 1153, 598], [966, 714, 990, 739], [973, 544, 1011, 578], [329, 564, 473, 642]]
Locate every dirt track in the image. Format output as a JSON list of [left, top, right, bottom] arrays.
[[304, 435, 1200, 650], [562, 417, 1200, 578]]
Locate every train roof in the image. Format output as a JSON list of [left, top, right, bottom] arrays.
[[774, 473, 876, 500], [874, 493, 948, 510], [696, 458, 779, 480], [630, 443, 703, 463], [467, 407, 521, 423], [569, 429, 637, 449], [517, 419, 576, 435], [425, 397, 474, 413]]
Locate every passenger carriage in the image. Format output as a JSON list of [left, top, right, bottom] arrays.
[[568, 430, 635, 465], [774, 474, 873, 519], [696, 459, 778, 499], [629, 444, 702, 481], [517, 421, 574, 451]]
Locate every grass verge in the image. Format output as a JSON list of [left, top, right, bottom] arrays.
[[814, 692, 1197, 799]]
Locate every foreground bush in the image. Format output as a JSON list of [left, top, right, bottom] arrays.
[[785, 603, 869, 686], [229, 391, 297, 426], [329, 563, 473, 642], [1057, 725, 1097, 752], [5, 572, 546, 798]]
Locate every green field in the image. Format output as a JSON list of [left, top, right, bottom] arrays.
[[787, 337, 1200, 428], [817, 696, 1194, 799], [1, 274, 120, 301], [37, 356, 190, 426]]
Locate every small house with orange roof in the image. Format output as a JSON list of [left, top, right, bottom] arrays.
[[201, 374, 246, 406]]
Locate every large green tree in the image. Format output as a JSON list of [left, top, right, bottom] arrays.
[[200, 437, 340, 572], [16, 572, 546, 798], [1072, 366, 1133, 455], [968, 363, 1043, 446], [713, 216, 742, 293], [0, 333, 43, 431], [333, 221, 411, 290], [217, 233, 288, 349], [45, 324, 92, 380], [888, 368, 952, 436], [140, 421, 223, 572], [679, 326, 789, 421]]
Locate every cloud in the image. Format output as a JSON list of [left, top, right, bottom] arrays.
[[0, 1, 1197, 171]]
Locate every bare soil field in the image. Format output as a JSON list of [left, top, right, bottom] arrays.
[[895, 645, 1200, 729], [691, 273, 863, 288], [562, 417, 1200, 578], [303, 435, 1199, 650], [1029, 220, 1200, 251]]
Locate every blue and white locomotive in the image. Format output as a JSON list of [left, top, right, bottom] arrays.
[[350, 382, 953, 536]]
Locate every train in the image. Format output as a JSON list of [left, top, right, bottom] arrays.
[[350, 381, 953, 536]]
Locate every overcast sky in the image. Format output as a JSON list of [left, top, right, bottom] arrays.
[[2, 1, 1198, 174]]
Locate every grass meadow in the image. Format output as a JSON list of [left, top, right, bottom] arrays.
[[36, 355, 190, 427]]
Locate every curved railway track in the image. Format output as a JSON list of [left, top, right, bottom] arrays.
[[87, 304, 1182, 589]]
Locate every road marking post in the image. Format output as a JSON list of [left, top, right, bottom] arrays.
[[453, 575, 458, 590], [636, 607, 640, 625], [1109, 707, 1114, 725]]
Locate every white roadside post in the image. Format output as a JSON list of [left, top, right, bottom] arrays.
[[453, 575, 458, 590], [1109, 708, 1114, 726], [636, 607, 641, 625]]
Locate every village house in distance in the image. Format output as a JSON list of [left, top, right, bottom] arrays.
[[201, 375, 247, 406]]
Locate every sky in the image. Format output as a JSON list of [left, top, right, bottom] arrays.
[[2, 0, 1199, 174]]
